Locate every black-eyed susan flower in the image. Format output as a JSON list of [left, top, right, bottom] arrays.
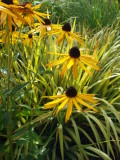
[[18, 2, 47, 26], [30, 18, 60, 39], [46, 46, 100, 79], [20, 32, 38, 46], [0, 25, 20, 44], [0, 0, 27, 30], [53, 22, 84, 46], [43, 86, 98, 123]]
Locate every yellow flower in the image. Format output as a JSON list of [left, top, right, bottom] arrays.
[[30, 18, 61, 39], [18, 2, 47, 26], [46, 46, 100, 79], [43, 86, 98, 123], [0, 0, 27, 30], [20, 33, 38, 46], [0, 25, 20, 44], [53, 22, 84, 46]]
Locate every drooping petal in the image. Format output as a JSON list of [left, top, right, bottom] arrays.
[[43, 103, 57, 109], [65, 32, 71, 44], [34, 11, 47, 17], [80, 56, 100, 70], [81, 55, 98, 63], [12, 9, 27, 24], [42, 94, 66, 99], [76, 97, 98, 112], [34, 14, 44, 24], [0, 11, 7, 24], [70, 32, 84, 45], [67, 58, 74, 69], [47, 56, 69, 68], [77, 93, 97, 103], [65, 99, 72, 123], [72, 59, 78, 79], [72, 98, 82, 111], [57, 32, 65, 46], [44, 96, 67, 107], [32, 4, 42, 10], [77, 59, 92, 76], [61, 60, 70, 78], [56, 98, 69, 114]]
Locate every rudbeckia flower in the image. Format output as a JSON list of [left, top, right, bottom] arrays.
[[31, 18, 60, 38], [46, 46, 100, 79], [0, 0, 27, 30], [20, 33, 38, 46], [53, 22, 84, 46], [18, 2, 47, 26], [43, 86, 98, 123], [0, 25, 20, 44]]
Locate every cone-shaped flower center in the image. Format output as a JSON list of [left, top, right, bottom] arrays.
[[2, 0, 13, 4], [62, 23, 71, 32], [43, 18, 51, 25], [66, 86, 77, 97], [28, 33, 32, 39], [69, 47, 80, 58], [12, 25, 15, 32]]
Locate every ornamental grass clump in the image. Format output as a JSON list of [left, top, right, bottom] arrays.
[[0, 1, 120, 160]]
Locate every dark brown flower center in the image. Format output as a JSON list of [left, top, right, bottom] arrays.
[[2, 0, 13, 4], [28, 33, 32, 39], [62, 23, 71, 32], [12, 25, 15, 32], [69, 47, 80, 58], [66, 86, 77, 97], [43, 18, 51, 25]]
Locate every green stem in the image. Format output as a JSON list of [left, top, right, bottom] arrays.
[[60, 38, 65, 53], [6, 20, 13, 160]]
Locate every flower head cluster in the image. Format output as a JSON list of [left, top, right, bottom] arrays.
[[0, 0, 47, 30], [0, 1, 100, 123]]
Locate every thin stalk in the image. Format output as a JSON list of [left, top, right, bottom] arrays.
[[60, 38, 65, 53], [6, 20, 13, 160]]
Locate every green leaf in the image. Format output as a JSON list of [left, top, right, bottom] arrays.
[[85, 146, 112, 160], [58, 124, 64, 160]]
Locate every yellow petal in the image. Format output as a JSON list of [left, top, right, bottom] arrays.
[[65, 99, 72, 123], [43, 103, 57, 109], [57, 32, 65, 46], [80, 56, 100, 70], [12, 9, 27, 24], [47, 56, 69, 68], [77, 59, 92, 76], [72, 98, 82, 111], [1, 11, 7, 24], [70, 33, 84, 45], [76, 97, 98, 112], [72, 59, 78, 79], [56, 98, 69, 115], [42, 94, 65, 99], [34, 14, 44, 23], [65, 33, 71, 44], [34, 11, 47, 17], [0, 6, 16, 18], [81, 55, 98, 63], [77, 93, 97, 103], [32, 4, 42, 10], [44, 96, 66, 106], [67, 58, 74, 69], [61, 60, 70, 78]]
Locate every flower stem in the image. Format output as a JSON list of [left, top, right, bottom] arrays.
[[6, 20, 13, 160]]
